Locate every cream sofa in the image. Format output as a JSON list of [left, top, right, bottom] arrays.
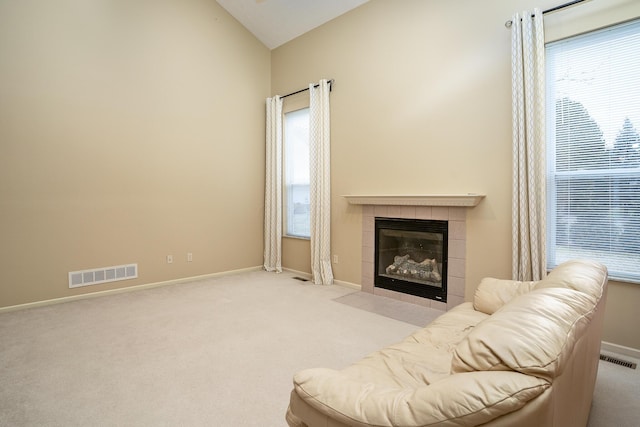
[[286, 259, 608, 427]]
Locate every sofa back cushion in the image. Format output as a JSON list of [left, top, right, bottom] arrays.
[[473, 278, 536, 315], [451, 287, 598, 381], [534, 259, 607, 301], [473, 260, 607, 315]]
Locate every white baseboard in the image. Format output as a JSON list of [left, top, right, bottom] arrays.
[[282, 268, 361, 291], [334, 279, 361, 291], [601, 341, 640, 360], [282, 268, 312, 280], [0, 266, 263, 314]]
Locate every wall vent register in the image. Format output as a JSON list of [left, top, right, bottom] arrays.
[[68, 264, 138, 288]]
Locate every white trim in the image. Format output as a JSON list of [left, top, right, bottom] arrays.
[[283, 268, 312, 280], [343, 194, 485, 207], [0, 266, 263, 314], [333, 279, 361, 291], [283, 268, 361, 290], [601, 341, 640, 360]]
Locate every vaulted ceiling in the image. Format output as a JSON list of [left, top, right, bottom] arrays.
[[216, 0, 369, 49]]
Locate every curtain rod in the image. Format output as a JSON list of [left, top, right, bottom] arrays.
[[504, 0, 587, 28], [280, 79, 334, 99]]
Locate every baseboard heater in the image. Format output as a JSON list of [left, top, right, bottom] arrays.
[[600, 353, 637, 369], [69, 264, 138, 288]]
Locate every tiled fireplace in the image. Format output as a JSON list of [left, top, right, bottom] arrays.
[[346, 195, 484, 312]]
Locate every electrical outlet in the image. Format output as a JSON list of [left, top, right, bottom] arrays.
[[333, 254, 339, 264], [167, 255, 173, 264], [187, 252, 193, 262]]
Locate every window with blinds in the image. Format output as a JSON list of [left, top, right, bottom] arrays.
[[546, 19, 640, 283], [284, 107, 310, 238]]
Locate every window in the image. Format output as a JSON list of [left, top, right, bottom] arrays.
[[546, 19, 640, 282], [284, 108, 310, 238]]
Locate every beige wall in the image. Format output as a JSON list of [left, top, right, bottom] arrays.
[[271, 0, 640, 350], [0, 0, 270, 307], [1, 0, 638, 351]]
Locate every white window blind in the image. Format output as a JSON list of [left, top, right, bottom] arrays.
[[284, 107, 310, 238], [546, 19, 640, 283]]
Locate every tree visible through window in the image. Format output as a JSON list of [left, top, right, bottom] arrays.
[[546, 19, 640, 282]]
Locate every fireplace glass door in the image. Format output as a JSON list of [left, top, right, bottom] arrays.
[[375, 218, 448, 302]]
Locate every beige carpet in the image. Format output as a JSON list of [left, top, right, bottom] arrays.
[[0, 270, 638, 426], [588, 350, 640, 427]]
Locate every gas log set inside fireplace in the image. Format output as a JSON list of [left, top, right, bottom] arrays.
[[375, 217, 448, 302]]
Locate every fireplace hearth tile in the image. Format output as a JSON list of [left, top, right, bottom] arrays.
[[415, 206, 433, 219], [387, 205, 404, 218], [430, 300, 447, 311], [449, 258, 466, 278], [432, 207, 449, 220], [449, 207, 466, 221], [399, 206, 416, 218], [363, 230, 374, 248], [363, 215, 374, 232], [361, 244, 371, 261], [450, 221, 466, 240], [373, 287, 442, 311], [362, 261, 374, 280], [361, 280, 373, 293], [374, 205, 389, 217], [447, 295, 465, 310], [448, 276, 465, 297], [448, 239, 466, 258], [333, 292, 443, 327]]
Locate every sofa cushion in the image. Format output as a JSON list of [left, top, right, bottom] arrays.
[[293, 368, 549, 427], [473, 277, 536, 315], [535, 259, 607, 301], [472, 259, 607, 316], [452, 287, 598, 381], [341, 302, 489, 388]]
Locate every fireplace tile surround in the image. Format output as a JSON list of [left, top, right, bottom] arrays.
[[360, 205, 468, 312]]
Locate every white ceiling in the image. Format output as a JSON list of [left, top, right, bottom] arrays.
[[216, 0, 369, 50]]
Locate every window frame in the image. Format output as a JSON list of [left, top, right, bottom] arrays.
[[545, 18, 640, 284], [282, 98, 311, 240]]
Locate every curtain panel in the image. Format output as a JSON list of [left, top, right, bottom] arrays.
[[511, 8, 547, 281], [309, 80, 334, 285], [264, 96, 283, 273]]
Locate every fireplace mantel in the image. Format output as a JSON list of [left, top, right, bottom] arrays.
[[343, 194, 485, 207]]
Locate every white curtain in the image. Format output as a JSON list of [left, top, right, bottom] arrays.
[[511, 9, 546, 281], [309, 80, 334, 285], [264, 95, 283, 273]]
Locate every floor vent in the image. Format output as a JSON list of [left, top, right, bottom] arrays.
[[69, 264, 138, 289], [600, 354, 637, 369], [292, 276, 310, 282]]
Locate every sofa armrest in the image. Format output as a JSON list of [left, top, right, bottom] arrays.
[[473, 277, 537, 314], [293, 368, 549, 427]]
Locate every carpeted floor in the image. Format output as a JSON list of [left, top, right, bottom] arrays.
[[0, 270, 638, 426], [588, 350, 640, 427]]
